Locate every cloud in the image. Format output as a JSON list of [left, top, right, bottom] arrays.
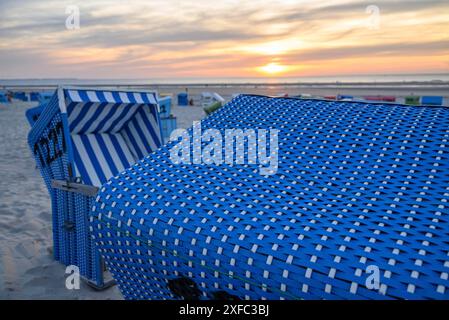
[[0, 0, 448, 78], [281, 40, 449, 63]]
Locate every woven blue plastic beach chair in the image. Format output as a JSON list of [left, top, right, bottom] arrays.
[[27, 87, 163, 288], [90, 95, 449, 299]]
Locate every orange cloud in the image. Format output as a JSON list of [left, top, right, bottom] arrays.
[[0, 0, 448, 78]]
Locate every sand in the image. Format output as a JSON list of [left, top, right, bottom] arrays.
[[0, 86, 447, 300]]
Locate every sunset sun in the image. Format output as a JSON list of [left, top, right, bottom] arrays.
[[257, 62, 289, 75]]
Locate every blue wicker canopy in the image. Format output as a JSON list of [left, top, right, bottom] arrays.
[[90, 95, 449, 300]]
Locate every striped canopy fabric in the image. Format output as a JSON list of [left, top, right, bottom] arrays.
[[91, 95, 449, 300], [62, 89, 162, 186]]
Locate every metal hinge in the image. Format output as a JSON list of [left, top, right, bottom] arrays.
[[51, 179, 99, 197]]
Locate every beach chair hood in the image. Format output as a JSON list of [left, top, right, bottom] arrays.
[[90, 95, 449, 300], [29, 87, 163, 187]]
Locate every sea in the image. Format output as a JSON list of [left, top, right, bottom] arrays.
[[1, 73, 449, 88]]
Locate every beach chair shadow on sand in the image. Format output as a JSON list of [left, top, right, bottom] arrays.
[[27, 87, 163, 288]]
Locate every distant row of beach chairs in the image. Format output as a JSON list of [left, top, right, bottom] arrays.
[[0, 90, 54, 104], [285, 93, 445, 106]]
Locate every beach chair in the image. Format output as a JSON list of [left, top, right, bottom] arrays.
[[158, 96, 172, 118], [160, 115, 177, 144], [421, 96, 443, 106], [363, 96, 381, 101], [203, 101, 222, 115], [177, 92, 189, 106], [40, 91, 54, 104], [27, 87, 163, 288], [0, 92, 8, 103], [337, 94, 353, 101], [90, 95, 449, 299], [381, 96, 396, 102], [30, 92, 42, 102], [25, 104, 46, 126], [155, 95, 177, 143], [364, 96, 396, 102], [200, 92, 225, 108]]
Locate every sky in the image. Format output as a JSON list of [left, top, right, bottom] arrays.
[[0, 0, 448, 79]]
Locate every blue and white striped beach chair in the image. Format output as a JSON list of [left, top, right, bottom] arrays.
[[28, 87, 163, 288], [39, 91, 54, 104], [90, 95, 449, 299], [25, 104, 46, 126]]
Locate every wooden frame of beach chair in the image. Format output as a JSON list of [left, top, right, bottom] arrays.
[[27, 86, 164, 289]]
